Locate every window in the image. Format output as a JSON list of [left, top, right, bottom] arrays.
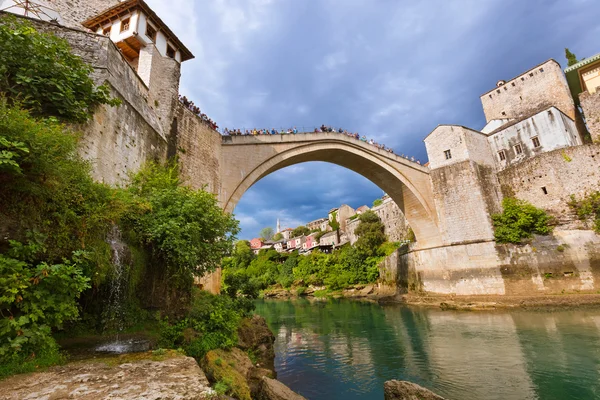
[[102, 26, 111, 36], [514, 143, 523, 155], [511, 82, 516, 87], [498, 150, 506, 161], [529, 73, 534, 77], [532, 136, 540, 148], [539, 68, 544, 73], [166, 45, 176, 58], [541, 186, 548, 195], [496, 89, 501, 94], [120, 18, 130, 32], [444, 149, 452, 160], [146, 23, 157, 41]]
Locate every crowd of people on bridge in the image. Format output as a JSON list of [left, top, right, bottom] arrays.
[[221, 124, 424, 165], [179, 95, 219, 131]]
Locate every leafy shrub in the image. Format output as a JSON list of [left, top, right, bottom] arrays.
[[492, 198, 552, 244], [373, 198, 383, 207], [158, 290, 252, 359], [0, 236, 90, 364], [568, 191, 600, 233], [0, 16, 120, 122], [292, 225, 310, 237], [126, 162, 239, 286]]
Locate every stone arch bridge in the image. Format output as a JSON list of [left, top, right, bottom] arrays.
[[220, 133, 441, 248]]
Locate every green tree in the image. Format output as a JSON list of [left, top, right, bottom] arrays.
[[0, 16, 120, 122], [292, 225, 311, 237], [259, 227, 274, 241], [127, 162, 239, 285], [354, 211, 387, 257], [492, 198, 552, 244], [372, 198, 383, 207], [565, 48, 579, 67], [272, 232, 283, 241]]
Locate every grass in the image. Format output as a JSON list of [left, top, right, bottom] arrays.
[[0, 347, 66, 380]]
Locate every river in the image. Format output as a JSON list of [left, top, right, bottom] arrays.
[[254, 298, 600, 400]]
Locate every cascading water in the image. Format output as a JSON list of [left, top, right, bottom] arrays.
[[95, 225, 149, 354]]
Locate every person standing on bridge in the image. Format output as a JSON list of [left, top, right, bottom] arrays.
[[293, 127, 298, 134]]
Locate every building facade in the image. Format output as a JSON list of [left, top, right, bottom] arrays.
[[249, 238, 263, 250], [306, 218, 327, 231], [319, 231, 338, 247]]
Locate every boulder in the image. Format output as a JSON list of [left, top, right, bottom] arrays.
[[201, 348, 253, 400], [247, 367, 274, 397], [384, 380, 446, 400], [237, 314, 276, 373], [257, 377, 307, 400], [201, 347, 275, 400], [0, 352, 214, 400]]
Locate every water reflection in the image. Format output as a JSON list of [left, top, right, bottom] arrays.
[[255, 299, 600, 400]]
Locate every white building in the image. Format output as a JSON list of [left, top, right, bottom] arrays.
[[82, 0, 194, 86]]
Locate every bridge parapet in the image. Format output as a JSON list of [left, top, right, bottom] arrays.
[[221, 132, 429, 174]]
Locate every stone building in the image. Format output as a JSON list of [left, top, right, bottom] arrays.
[[286, 236, 305, 250], [280, 228, 293, 240], [329, 204, 355, 233], [306, 218, 328, 231], [319, 231, 339, 247], [565, 53, 600, 144], [480, 60, 579, 124], [273, 239, 287, 253], [424, 58, 590, 244], [345, 197, 410, 245], [81, 0, 194, 86], [302, 233, 319, 251]]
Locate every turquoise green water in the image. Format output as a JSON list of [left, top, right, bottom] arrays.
[[254, 298, 600, 400]]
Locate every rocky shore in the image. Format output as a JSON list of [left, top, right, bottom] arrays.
[[0, 315, 305, 400], [263, 284, 600, 311]]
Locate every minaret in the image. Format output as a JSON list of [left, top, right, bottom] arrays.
[[276, 218, 281, 234]]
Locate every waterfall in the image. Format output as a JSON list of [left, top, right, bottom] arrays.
[[103, 225, 128, 335], [95, 225, 148, 354]]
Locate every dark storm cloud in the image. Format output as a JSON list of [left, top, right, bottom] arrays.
[[146, 0, 600, 239]]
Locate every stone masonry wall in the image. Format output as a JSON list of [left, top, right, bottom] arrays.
[[581, 91, 600, 144], [397, 230, 600, 296], [78, 85, 168, 185], [49, 0, 119, 29], [430, 161, 499, 244], [480, 60, 576, 122], [147, 45, 182, 135], [497, 143, 600, 227], [174, 104, 223, 196], [373, 198, 410, 242], [345, 198, 410, 244], [16, 16, 169, 185]]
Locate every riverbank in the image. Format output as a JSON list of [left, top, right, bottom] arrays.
[[263, 284, 600, 310], [394, 292, 600, 311], [0, 314, 307, 400]]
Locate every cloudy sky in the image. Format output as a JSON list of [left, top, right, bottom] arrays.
[[147, 0, 599, 239]]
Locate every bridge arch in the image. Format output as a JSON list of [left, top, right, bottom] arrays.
[[220, 134, 442, 247]]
